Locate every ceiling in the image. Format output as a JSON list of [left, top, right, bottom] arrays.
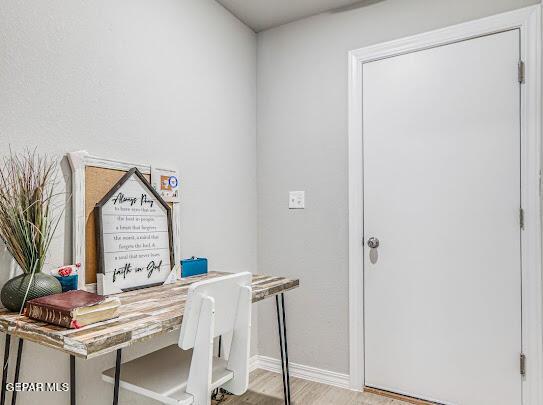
[[216, 0, 379, 32]]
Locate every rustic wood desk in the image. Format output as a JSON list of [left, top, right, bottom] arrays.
[[0, 272, 299, 405]]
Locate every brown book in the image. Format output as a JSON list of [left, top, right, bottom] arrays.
[[25, 290, 120, 329]]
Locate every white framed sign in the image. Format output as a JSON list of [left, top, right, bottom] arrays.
[[95, 167, 175, 293], [67, 150, 182, 292]]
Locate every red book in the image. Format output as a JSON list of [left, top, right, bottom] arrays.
[[25, 290, 120, 329]]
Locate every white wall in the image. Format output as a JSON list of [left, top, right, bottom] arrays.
[[256, 0, 540, 376], [0, 0, 256, 404]]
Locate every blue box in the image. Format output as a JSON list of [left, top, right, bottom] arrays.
[[54, 274, 78, 292], [181, 257, 208, 278]]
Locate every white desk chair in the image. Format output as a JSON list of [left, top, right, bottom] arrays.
[[102, 272, 252, 405]]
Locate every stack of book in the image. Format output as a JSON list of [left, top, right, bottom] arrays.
[[25, 290, 121, 329]]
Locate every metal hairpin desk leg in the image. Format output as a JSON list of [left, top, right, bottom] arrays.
[[281, 294, 291, 404], [70, 355, 76, 405], [112, 349, 122, 405], [0, 334, 11, 405], [276, 293, 291, 405], [10, 339, 24, 405], [212, 336, 223, 399]]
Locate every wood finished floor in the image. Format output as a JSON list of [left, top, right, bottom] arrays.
[[215, 369, 412, 405]]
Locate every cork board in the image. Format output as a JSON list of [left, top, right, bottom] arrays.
[[84, 167, 152, 284]]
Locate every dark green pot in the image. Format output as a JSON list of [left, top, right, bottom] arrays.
[[1, 272, 62, 312]]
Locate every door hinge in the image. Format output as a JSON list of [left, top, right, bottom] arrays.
[[520, 208, 525, 230], [520, 353, 526, 376], [518, 61, 525, 84]]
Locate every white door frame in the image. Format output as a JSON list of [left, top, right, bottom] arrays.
[[347, 5, 542, 404]]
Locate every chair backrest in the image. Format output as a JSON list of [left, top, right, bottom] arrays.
[[179, 272, 252, 350], [179, 272, 252, 401]]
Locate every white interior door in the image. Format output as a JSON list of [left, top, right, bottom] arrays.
[[363, 29, 521, 405]]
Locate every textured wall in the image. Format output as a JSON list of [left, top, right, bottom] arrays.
[[256, 0, 540, 375], [0, 0, 257, 403]]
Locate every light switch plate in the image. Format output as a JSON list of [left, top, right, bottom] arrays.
[[289, 191, 305, 209]]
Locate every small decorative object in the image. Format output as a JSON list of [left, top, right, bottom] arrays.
[[51, 263, 80, 292], [151, 167, 180, 203], [181, 257, 208, 278], [95, 167, 175, 294], [0, 150, 63, 312]]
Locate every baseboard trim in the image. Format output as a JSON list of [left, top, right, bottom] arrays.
[[249, 355, 259, 373], [251, 355, 350, 390]]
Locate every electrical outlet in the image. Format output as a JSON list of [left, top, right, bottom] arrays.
[[289, 191, 305, 209]]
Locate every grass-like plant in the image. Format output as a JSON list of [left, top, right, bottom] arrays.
[[0, 149, 63, 276]]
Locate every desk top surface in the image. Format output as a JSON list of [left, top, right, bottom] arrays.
[[0, 272, 299, 359]]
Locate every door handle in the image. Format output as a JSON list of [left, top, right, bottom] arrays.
[[367, 237, 380, 249]]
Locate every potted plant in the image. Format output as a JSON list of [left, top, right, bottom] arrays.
[[0, 150, 62, 312]]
